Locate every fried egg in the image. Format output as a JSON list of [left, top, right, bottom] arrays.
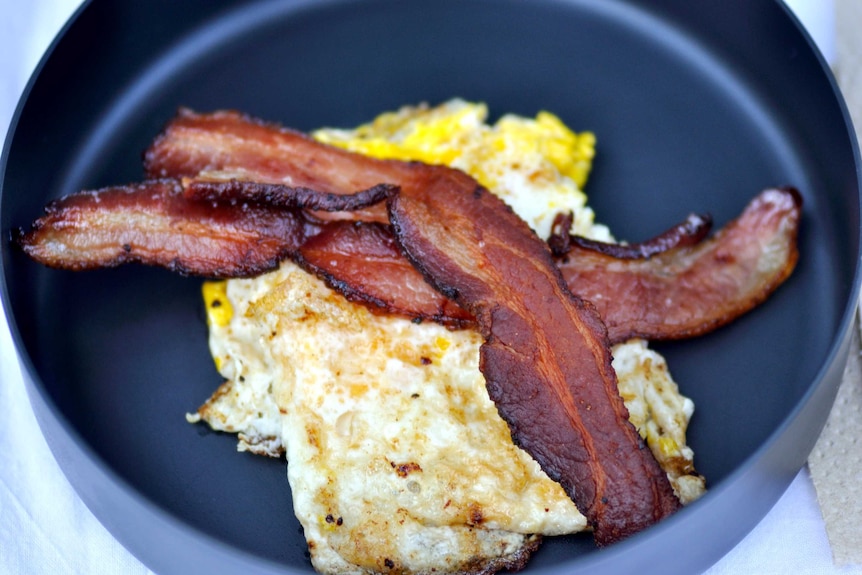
[[187, 100, 705, 574]]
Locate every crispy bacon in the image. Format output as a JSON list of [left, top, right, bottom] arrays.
[[386, 164, 681, 546], [144, 110, 801, 343], [16, 179, 303, 277], [287, 189, 800, 342], [15, 178, 384, 278], [549, 211, 713, 260], [185, 178, 396, 212], [145, 108, 397, 223], [555, 187, 802, 343], [296, 220, 473, 327]]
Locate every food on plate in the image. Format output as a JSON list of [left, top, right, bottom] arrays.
[[141, 106, 803, 341], [186, 100, 700, 569], [15, 178, 391, 278], [18, 168, 801, 344], [384, 156, 682, 545], [550, 186, 802, 343], [15, 99, 802, 573], [143, 105, 597, 237], [291, 186, 800, 342], [296, 219, 475, 327], [202, 262, 579, 573]]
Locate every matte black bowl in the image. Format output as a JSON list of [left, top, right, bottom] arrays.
[[2, 1, 860, 574]]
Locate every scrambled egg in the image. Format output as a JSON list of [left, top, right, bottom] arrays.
[[188, 100, 705, 574], [313, 100, 604, 241]]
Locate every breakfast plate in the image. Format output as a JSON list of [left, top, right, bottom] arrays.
[[1, 1, 859, 574]]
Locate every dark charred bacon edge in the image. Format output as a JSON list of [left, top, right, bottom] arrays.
[[550, 211, 713, 260], [185, 179, 397, 212], [144, 108, 397, 224]]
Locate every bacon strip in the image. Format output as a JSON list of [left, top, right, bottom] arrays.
[[386, 164, 681, 546], [291, 189, 800, 342], [295, 220, 473, 327], [556, 187, 802, 343], [15, 179, 384, 278], [145, 108, 398, 223]]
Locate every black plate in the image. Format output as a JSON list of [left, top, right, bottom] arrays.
[[2, 1, 860, 574]]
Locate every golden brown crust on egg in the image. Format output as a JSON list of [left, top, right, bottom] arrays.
[[452, 534, 541, 575]]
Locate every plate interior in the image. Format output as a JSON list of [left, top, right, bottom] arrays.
[[2, 0, 858, 572]]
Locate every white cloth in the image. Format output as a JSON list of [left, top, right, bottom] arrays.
[[0, 1, 858, 573]]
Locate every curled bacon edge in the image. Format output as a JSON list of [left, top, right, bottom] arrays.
[[383, 164, 682, 545]]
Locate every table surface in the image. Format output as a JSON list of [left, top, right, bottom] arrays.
[[1, 1, 860, 574]]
